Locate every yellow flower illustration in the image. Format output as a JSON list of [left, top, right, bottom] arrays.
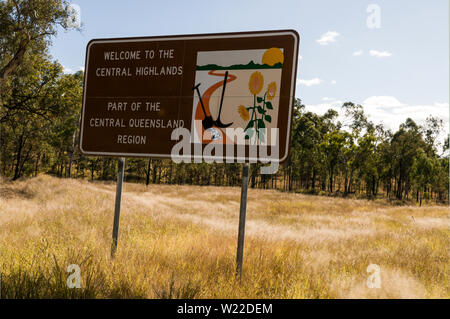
[[267, 82, 277, 100], [248, 71, 264, 95], [238, 105, 249, 121]]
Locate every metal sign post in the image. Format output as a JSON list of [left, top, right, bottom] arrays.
[[111, 157, 125, 257], [236, 163, 250, 278]]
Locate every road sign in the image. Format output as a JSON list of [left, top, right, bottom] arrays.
[[80, 30, 299, 163]]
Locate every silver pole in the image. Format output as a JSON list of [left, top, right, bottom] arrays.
[[111, 157, 125, 257], [236, 162, 250, 278]]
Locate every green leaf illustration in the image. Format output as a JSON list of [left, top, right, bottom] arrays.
[[265, 101, 273, 109], [257, 97, 263, 103], [265, 115, 272, 123], [257, 106, 266, 114], [257, 119, 266, 129], [245, 120, 254, 131]]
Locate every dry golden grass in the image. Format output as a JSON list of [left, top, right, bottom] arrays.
[[0, 174, 448, 298]]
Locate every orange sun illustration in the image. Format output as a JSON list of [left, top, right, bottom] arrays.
[[262, 48, 284, 66]]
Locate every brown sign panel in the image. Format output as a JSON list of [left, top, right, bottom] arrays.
[[80, 30, 299, 162]]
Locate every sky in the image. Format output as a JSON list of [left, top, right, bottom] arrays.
[[51, 0, 449, 140]]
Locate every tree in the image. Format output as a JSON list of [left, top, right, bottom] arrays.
[[355, 132, 378, 196], [422, 116, 444, 156], [0, 0, 74, 86], [0, 55, 82, 180], [411, 148, 436, 205], [320, 130, 349, 193], [390, 118, 426, 199]]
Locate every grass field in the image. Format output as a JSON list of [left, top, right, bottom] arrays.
[[0, 174, 448, 298]]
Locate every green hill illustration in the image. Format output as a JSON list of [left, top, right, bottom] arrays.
[[196, 60, 283, 70]]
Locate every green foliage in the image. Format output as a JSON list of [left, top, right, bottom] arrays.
[[0, 0, 74, 86], [286, 99, 448, 202]]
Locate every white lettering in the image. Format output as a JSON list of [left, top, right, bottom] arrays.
[[104, 50, 141, 61], [116, 135, 147, 145]]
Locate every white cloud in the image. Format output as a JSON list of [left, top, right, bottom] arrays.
[[362, 96, 449, 136], [297, 78, 323, 87], [363, 96, 404, 108], [435, 102, 450, 108], [304, 96, 449, 143], [369, 50, 392, 58], [331, 80, 337, 85], [305, 100, 343, 115], [63, 66, 84, 74], [62, 66, 73, 74], [316, 31, 340, 45], [353, 50, 363, 56]]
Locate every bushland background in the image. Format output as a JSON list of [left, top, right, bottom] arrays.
[[1, 1, 449, 204]]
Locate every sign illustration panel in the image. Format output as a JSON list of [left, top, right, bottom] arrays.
[[191, 48, 283, 147]]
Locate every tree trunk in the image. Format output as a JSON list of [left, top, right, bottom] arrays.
[[168, 161, 173, 184], [18, 144, 33, 179], [251, 168, 256, 188], [348, 169, 354, 194], [12, 135, 24, 181], [34, 152, 41, 177], [146, 158, 152, 186], [152, 160, 158, 183], [344, 170, 348, 194], [0, 36, 30, 85], [329, 172, 333, 193], [68, 152, 74, 178], [396, 175, 402, 200], [311, 169, 316, 191], [372, 176, 376, 196], [90, 161, 95, 180], [157, 165, 162, 183]]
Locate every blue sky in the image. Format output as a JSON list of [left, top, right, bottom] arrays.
[[51, 0, 449, 136]]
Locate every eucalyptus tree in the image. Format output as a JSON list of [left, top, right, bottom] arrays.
[[0, 0, 75, 86]]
